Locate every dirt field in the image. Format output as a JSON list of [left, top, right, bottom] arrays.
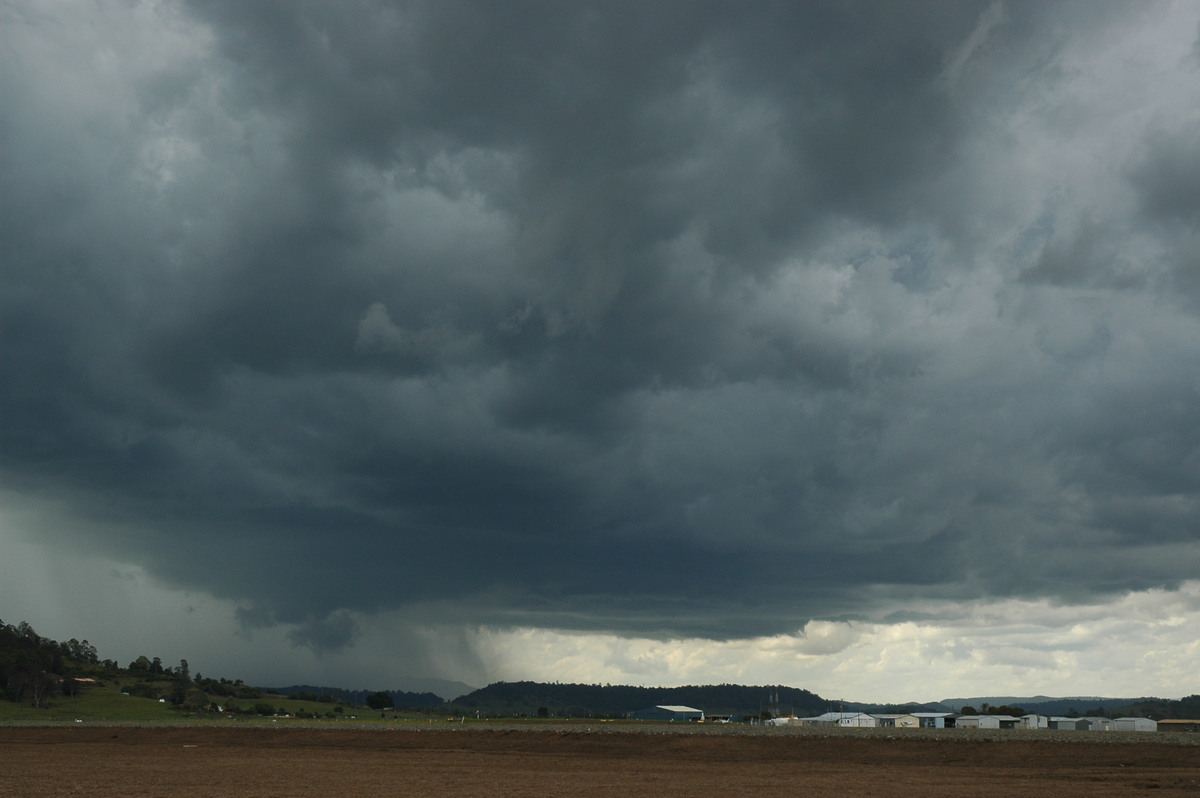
[[1, 724, 1198, 796]]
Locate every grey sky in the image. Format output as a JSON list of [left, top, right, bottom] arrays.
[[3, 1, 1200, 696]]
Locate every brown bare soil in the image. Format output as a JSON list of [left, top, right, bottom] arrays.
[[1, 724, 1197, 796]]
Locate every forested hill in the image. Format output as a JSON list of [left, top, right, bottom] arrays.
[[446, 681, 827, 718]]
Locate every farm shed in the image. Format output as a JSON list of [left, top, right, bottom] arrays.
[[1020, 714, 1048, 729], [1113, 717, 1157, 732], [872, 714, 919, 728], [954, 715, 1021, 729], [912, 712, 955, 728], [1048, 717, 1082, 730], [632, 705, 704, 722], [797, 712, 877, 727], [1076, 717, 1113, 731]]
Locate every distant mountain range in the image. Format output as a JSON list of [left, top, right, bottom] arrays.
[[262, 678, 478, 706]]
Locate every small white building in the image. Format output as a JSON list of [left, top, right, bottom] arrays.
[[1020, 714, 1048, 729], [1113, 717, 1157, 732]]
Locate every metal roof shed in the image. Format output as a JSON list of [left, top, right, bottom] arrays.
[[912, 712, 955, 729], [1048, 716, 1082, 730], [1077, 717, 1113, 731], [955, 715, 1008, 729], [802, 711, 877, 727], [872, 714, 919, 728], [631, 705, 704, 722]]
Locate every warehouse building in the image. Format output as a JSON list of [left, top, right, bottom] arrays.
[[912, 712, 956, 728], [1113, 717, 1157, 732], [631, 705, 704, 722], [872, 714, 920, 728], [1076, 717, 1113, 731], [796, 712, 877, 727]]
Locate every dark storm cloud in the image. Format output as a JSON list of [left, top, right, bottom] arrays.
[[4, 0, 1200, 648]]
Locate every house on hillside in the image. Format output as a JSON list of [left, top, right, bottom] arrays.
[[631, 705, 704, 722]]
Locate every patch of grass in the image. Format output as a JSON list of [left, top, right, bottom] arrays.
[[0, 683, 180, 722]]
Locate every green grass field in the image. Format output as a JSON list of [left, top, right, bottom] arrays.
[[0, 685, 178, 722]]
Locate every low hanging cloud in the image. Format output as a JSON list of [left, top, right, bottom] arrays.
[[4, 0, 1200, 695]]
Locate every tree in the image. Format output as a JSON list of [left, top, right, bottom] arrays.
[[366, 691, 394, 710], [18, 671, 58, 708], [171, 659, 193, 706]]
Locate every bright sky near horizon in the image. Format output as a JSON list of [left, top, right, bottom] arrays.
[[4, 0, 1200, 702]]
